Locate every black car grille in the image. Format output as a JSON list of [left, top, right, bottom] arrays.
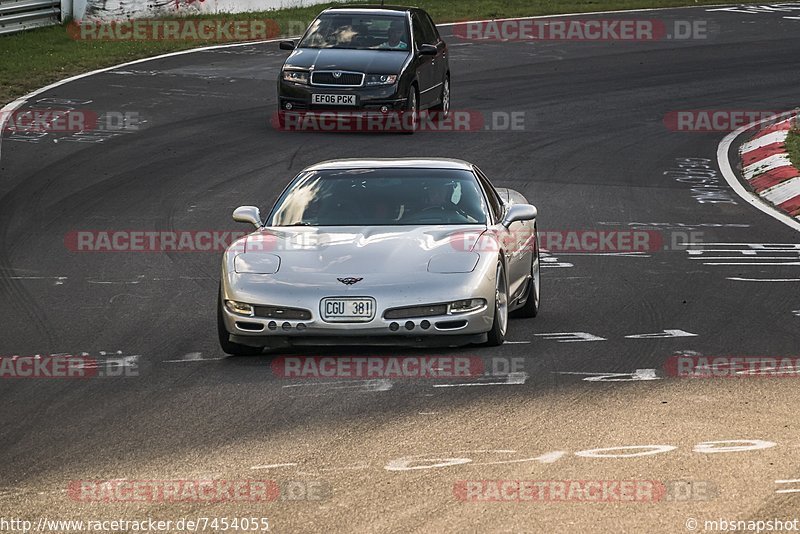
[[253, 306, 312, 320], [311, 71, 364, 86]]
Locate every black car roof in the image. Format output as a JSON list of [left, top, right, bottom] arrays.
[[324, 5, 419, 13]]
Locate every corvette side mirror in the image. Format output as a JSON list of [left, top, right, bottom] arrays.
[[502, 204, 537, 228], [233, 206, 263, 229], [279, 40, 296, 50]]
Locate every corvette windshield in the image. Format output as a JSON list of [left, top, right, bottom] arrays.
[[268, 168, 488, 226], [298, 13, 411, 51]]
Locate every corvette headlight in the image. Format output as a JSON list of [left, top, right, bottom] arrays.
[[234, 253, 281, 274], [365, 74, 398, 86], [225, 300, 254, 316], [282, 70, 309, 84], [427, 252, 480, 273], [449, 299, 486, 314]]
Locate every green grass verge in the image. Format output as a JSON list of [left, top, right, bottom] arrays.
[[0, 0, 758, 106], [785, 126, 800, 172]]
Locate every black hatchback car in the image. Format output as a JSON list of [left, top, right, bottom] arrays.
[[276, 5, 449, 130]]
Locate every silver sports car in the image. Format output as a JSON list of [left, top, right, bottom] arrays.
[[218, 158, 540, 354]]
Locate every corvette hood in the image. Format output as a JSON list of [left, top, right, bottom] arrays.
[[241, 225, 486, 275], [285, 48, 410, 74]]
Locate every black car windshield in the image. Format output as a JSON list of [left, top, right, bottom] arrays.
[[268, 168, 488, 226], [298, 13, 411, 51]]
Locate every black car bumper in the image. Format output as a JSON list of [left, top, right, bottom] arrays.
[[278, 79, 407, 111]]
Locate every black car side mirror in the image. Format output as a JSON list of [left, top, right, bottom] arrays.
[[418, 44, 437, 56], [279, 40, 296, 51]]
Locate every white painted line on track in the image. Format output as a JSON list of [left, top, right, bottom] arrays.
[[163, 354, 227, 363], [624, 329, 698, 339], [775, 479, 800, 493], [717, 113, 800, 233], [535, 332, 606, 342], [704, 262, 800, 266], [727, 277, 800, 281], [251, 463, 297, 470], [555, 369, 661, 381], [432, 371, 527, 387]]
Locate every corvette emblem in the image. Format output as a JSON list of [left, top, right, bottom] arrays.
[[337, 277, 363, 285], [333, 71, 342, 78]]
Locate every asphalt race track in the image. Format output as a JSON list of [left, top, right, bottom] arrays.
[[2, 4, 800, 533]]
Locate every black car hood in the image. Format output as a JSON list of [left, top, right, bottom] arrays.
[[284, 48, 411, 74]]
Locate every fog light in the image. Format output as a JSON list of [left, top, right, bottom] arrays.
[[282, 322, 291, 331], [420, 320, 431, 330], [380, 105, 389, 113], [297, 323, 306, 330], [405, 321, 415, 331], [449, 299, 486, 314], [285, 102, 293, 110], [389, 322, 399, 331], [225, 300, 254, 316], [268, 321, 277, 330]]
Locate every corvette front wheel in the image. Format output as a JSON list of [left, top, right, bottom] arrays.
[[217, 289, 263, 356], [485, 262, 508, 346]]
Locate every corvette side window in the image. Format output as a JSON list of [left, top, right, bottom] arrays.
[[474, 170, 502, 223]]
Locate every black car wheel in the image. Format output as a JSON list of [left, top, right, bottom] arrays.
[[402, 86, 418, 134], [432, 75, 450, 119]]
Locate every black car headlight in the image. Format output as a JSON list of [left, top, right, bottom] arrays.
[[282, 70, 310, 85], [365, 74, 398, 86]]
